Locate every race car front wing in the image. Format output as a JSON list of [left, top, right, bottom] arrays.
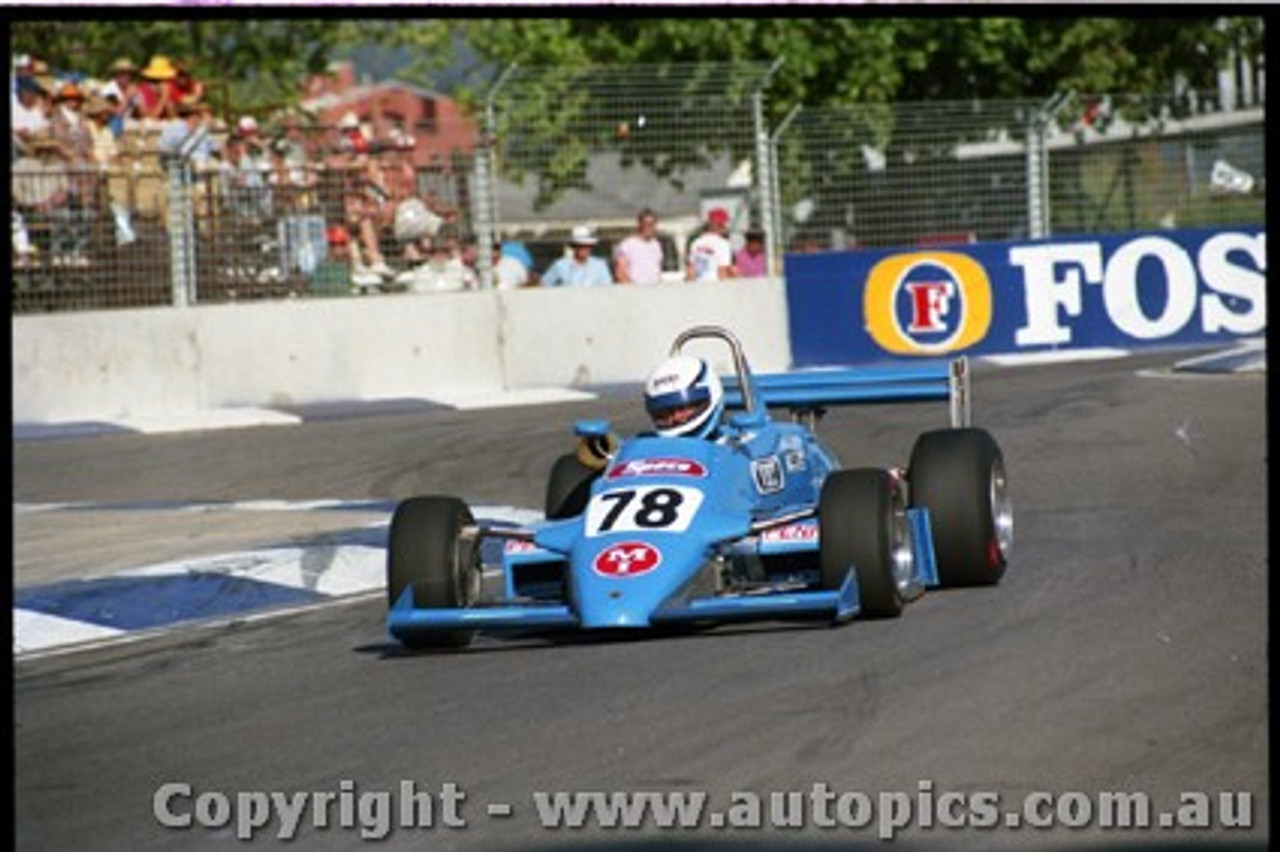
[[386, 508, 939, 642]]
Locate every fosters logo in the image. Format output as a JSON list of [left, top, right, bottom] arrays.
[[863, 252, 993, 355]]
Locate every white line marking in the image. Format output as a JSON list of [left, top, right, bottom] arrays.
[[979, 348, 1131, 366]]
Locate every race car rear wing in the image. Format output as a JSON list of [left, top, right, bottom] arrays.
[[723, 358, 971, 429]]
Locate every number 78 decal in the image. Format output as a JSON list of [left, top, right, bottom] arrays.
[[583, 485, 704, 538]]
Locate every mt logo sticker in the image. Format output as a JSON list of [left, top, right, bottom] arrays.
[[593, 542, 662, 578]]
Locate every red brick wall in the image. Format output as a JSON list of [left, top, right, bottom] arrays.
[[306, 63, 478, 167]]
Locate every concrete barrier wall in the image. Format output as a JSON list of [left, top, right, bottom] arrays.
[[13, 278, 791, 424], [497, 278, 792, 388]]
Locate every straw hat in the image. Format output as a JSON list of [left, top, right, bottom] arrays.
[[34, 74, 60, 97], [85, 95, 114, 116], [26, 129, 61, 153]]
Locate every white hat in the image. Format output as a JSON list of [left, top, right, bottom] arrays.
[[236, 115, 259, 135], [569, 225, 598, 246], [339, 111, 360, 130]]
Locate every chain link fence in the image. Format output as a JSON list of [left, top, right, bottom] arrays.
[[773, 91, 1266, 252], [478, 62, 781, 284], [12, 72, 1266, 315], [12, 116, 482, 313]]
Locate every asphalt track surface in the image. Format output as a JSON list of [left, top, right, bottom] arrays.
[[14, 350, 1268, 851]]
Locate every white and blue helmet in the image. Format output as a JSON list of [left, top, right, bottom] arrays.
[[644, 355, 725, 439]]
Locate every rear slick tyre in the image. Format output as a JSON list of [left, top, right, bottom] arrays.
[[908, 428, 1012, 587], [545, 453, 599, 519]]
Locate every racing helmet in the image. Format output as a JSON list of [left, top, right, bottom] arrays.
[[644, 355, 725, 439]]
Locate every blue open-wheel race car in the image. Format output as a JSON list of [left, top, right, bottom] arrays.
[[386, 325, 1012, 649]]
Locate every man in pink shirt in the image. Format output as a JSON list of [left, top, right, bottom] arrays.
[[613, 207, 665, 285], [734, 225, 769, 278]]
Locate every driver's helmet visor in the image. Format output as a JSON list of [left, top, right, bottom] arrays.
[[646, 386, 712, 431]]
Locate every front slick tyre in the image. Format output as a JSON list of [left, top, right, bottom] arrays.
[[819, 468, 911, 619], [908, 428, 1011, 587], [387, 496, 479, 649]]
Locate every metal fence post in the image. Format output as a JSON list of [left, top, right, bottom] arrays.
[[1025, 115, 1046, 240], [166, 158, 194, 307], [753, 58, 784, 278], [769, 104, 802, 275], [166, 125, 211, 306], [475, 64, 517, 290], [1028, 92, 1071, 240]]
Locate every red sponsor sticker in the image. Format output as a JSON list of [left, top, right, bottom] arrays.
[[504, 540, 538, 554], [592, 541, 662, 578], [606, 458, 708, 479], [761, 522, 819, 543]]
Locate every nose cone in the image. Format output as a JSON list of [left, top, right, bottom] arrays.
[[570, 534, 707, 628], [564, 435, 754, 628]]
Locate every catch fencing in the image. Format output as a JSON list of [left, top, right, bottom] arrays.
[[773, 91, 1266, 252], [476, 61, 783, 283], [11, 116, 481, 313], [11, 69, 1266, 315]]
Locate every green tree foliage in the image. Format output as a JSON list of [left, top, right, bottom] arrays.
[[12, 17, 1260, 116], [432, 17, 1260, 114]]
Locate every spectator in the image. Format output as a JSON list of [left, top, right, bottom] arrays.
[[225, 116, 274, 220], [458, 234, 480, 281], [500, 239, 535, 273], [542, 225, 613, 287], [392, 196, 442, 265], [12, 129, 85, 267], [84, 95, 118, 167], [337, 111, 368, 155], [50, 83, 90, 149], [48, 83, 96, 258], [613, 206, 665, 285], [687, 207, 737, 282], [136, 54, 177, 124], [99, 58, 141, 138], [84, 94, 137, 247], [309, 224, 353, 296], [734, 225, 768, 278], [169, 59, 205, 106], [158, 95, 201, 156], [273, 111, 318, 211], [492, 241, 530, 289], [325, 115, 395, 282], [12, 75, 51, 144], [396, 230, 475, 293]]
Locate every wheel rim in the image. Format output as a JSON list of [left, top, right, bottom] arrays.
[[989, 456, 1013, 561], [890, 486, 915, 594], [456, 538, 481, 607]]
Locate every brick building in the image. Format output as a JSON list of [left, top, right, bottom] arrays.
[[300, 61, 478, 169]]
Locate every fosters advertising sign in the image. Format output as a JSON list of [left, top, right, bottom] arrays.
[[785, 228, 1265, 364]]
